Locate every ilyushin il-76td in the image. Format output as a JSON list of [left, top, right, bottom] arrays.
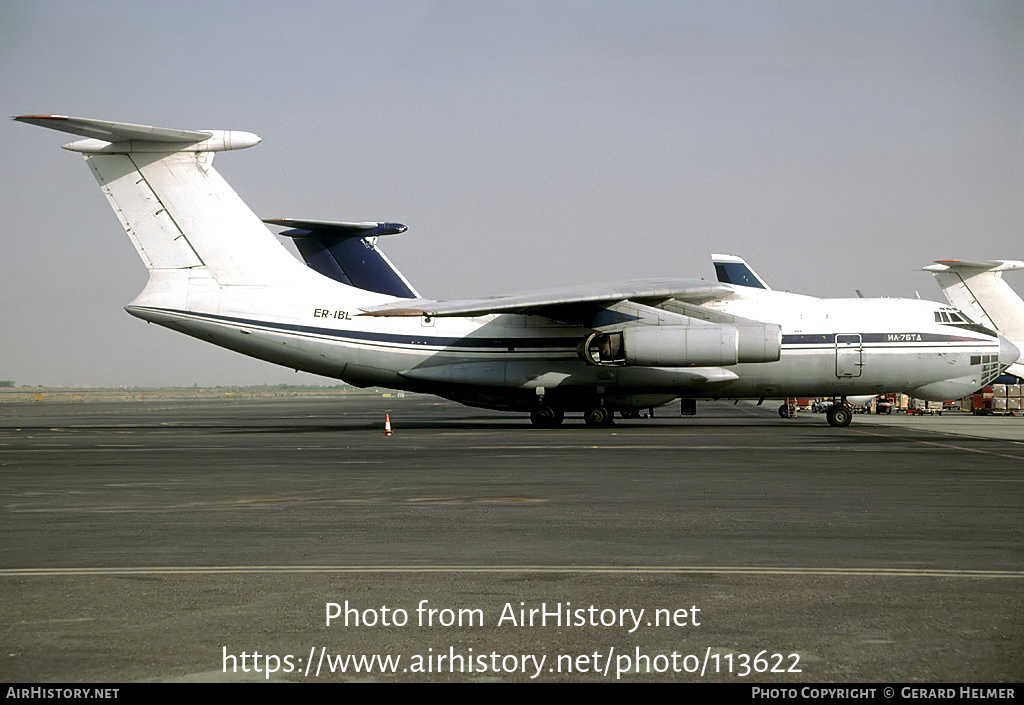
[[16, 115, 1020, 428]]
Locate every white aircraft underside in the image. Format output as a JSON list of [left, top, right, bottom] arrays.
[[17, 114, 1020, 427]]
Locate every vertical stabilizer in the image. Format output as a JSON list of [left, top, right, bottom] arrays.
[[15, 115, 315, 289]]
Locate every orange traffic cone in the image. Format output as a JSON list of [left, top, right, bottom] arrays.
[[384, 413, 392, 436]]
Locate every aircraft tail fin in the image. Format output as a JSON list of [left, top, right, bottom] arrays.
[[924, 259, 1024, 375], [711, 254, 772, 290], [265, 219, 419, 298], [14, 115, 314, 289]]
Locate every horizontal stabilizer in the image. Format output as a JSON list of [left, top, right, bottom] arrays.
[[13, 114, 260, 153], [923, 260, 1024, 273]]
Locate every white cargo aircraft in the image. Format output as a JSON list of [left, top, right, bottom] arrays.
[[16, 115, 1020, 428], [924, 259, 1024, 379]]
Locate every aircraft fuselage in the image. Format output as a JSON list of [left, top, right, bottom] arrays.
[[126, 283, 1009, 413]]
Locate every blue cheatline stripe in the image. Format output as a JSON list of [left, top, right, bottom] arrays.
[[782, 333, 992, 345], [133, 307, 582, 351], [138, 307, 998, 355]]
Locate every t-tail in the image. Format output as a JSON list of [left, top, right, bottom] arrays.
[[14, 115, 405, 314], [14, 114, 415, 379], [923, 259, 1024, 377]]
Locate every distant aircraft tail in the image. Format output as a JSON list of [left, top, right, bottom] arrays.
[[264, 219, 419, 299], [711, 254, 772, 290], [923, 259, 1024, 376]]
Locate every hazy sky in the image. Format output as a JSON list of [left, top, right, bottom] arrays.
[[2, 1, 1022, 387]]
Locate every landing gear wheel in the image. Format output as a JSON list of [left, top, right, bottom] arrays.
[[530, 406, 563, 428], [826, 405, 853, 428], [778, 403, 789, 418], [584, 405, 613, 428]]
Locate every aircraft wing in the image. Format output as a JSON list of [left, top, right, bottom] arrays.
[[359, 279, 733, 318]]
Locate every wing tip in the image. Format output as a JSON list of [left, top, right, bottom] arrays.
[[13, 114, 69, 124]]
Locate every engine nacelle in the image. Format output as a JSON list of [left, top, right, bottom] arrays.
[[579, 323, 781, 367], [624, 325, 739, 366], [734, 322, 783, 363]]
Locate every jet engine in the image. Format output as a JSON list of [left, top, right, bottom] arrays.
[[579, 323, 781, 367]]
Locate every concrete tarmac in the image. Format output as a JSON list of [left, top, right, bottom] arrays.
[[1, 395, 1021, 682]]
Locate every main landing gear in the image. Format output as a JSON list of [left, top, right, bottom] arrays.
[[825, 400, 853, 428], [529, 405, 565, 428], [528, 404, 614, 428], [583, 405, 614, 428], [530, 385, 614, 428]]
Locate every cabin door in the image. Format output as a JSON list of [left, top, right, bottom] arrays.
[[835, 334, 863, 377]]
